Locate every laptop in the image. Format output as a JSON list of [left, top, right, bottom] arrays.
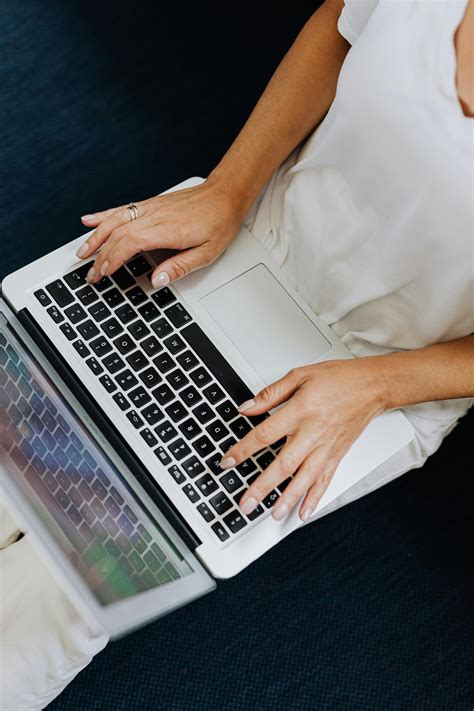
[[0, 176, 414, 638]]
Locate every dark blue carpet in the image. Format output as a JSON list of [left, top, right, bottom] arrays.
[[1, 1, 473, 708]]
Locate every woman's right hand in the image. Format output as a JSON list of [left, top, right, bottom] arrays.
[[76, 174, 250, 289]]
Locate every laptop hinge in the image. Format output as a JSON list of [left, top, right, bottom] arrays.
[[15, 306, 201, 552]]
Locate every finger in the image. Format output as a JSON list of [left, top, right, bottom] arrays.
[[220, 405, 298, 469], [238, 431, 315, 517], [236, 368, 304, 417], [87, 224, 145, 282], [269, 446, 331, 521], [76, 205, 132, 260], [150, 243, 214, 289], [298, 456, 339, 522], [80, 208, 117, 227]]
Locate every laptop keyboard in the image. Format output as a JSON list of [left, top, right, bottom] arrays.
[[33, 255, 288, 544], [0, 330, 186, 601]]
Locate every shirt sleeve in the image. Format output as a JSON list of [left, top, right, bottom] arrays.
[[337, 0, 379, 45]]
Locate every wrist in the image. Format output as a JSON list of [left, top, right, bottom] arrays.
[[208, 163, 260, 219]]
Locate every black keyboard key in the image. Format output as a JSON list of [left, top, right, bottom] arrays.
[[163, 334, 186, 355], [247, 504, 265, 521], [102, 288, 124, 309], [153, 352, 175, 374], [205, 452, 225, 476], [125, 351, 148, 372], [72, 340, 90, 358], [114, 334, 135, 355], [127, 255, 151, 276], [46, 280, 74, 307], [153, 383, 174, 406], [76, 285, 98, 306], [89, 336, 112, 358], [115, 303, 136, 324], [138, 302, 160, 323], [278, 477, 292, 492], [63, 263, 92, 290], [166, 368, 189, 390], [182, 455, 205, 478], [151, 286, 176, 308], [176, 350, 199, 371], [155, 420, 177, 443], [142, 403, 164, 426], [165, 400, 188, 423], [168, 437, 191, 461], [236, 458, 257, 477], [182, 483, 200, 503], [192, 435, 215, 458], [103, 353, 125, 374], [102, 317, 123, 338], [178, 417, 202, 440], [85, 357, 103, 375], [182, 322, 254, 406], [195, 473, 218, 496], [216, 400, 239, 422], [229, 417, 252, 439], [126, 409, 144, 429], [128, 320, 150, 341], [203, 383, 225, 405], [128, 386, 151, 408], [64, 304, 87, 324], [94, 276, 113, 293], [188, 366, 212, 388], [256, 451, 275, 470], [211, 521, 230, 542], [34, 289, 51, 306], [221, 471, 243, 494], [154, 446, 172, 466], [151, 317, 173, 339], [113, 391, 129, 411], [142, 336, 162, 357], [59, 323, 76, 341], [168, 464, 186, 484], [179, 385, 202, 407], [141, 428, 158, 447], [206, 419, 230, 442], [220, 436, 237, 454], [112, 266, 135, 290], [165, 303, 192, 328], [209, 491, 232, 516], [192, 402, 214, 424], [197, 502, 215, 522], [116, 369, 139, 391], [223, 510, 247, 534], [47, 305, 64, 324], [262, 490, 280, 508], [126, 286, 147, 306], [77, 319, 100, 340], [139, 367, 162, 389], [88, 301, 111, 322], [99, 374, 117, 393]]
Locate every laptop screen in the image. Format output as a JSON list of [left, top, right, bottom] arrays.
[[0, 319, 192, 606]]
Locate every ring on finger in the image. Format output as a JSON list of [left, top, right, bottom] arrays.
[[127, 202, 139, 221]]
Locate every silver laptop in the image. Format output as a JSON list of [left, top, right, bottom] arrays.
[[0, 176, 414, 638]]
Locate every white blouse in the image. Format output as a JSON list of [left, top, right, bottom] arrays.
[[244, 0, 474, 458]]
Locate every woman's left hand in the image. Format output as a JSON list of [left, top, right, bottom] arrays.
[[220, 357, 390, 522]]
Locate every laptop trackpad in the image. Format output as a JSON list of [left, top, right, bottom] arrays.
[[200, 264, 331, 384]]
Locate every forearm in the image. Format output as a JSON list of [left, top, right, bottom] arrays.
[[210, 0, 349, 213], [374, 336, 474, 411]]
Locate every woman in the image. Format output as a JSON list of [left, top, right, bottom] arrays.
[[77, 0, 473, 523]]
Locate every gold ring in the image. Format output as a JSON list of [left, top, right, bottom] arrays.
[[127, 202, 139, 221]]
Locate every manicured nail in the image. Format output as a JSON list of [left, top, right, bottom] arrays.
[[220, 456, 236, 469], [300, 507, 314, 522], [81, 214, 96, 222], [240, 497, 258, 515], [76, 243, 89, 258], [100, 261, 109, 277], [238, 398, 255, 413], [152, 272, 170, 289], [86, 268, 96, 283], [272, 501, 290, 521]]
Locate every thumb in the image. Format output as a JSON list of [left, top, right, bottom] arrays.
[[151, 245, 212, 289], [237, 369, 302, 415]]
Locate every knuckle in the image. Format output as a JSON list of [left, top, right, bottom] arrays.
[[171, 256, 191, 280], [279, 450, 298, 474], [254, 423, 271, 446], [259, 385, 275, 403]]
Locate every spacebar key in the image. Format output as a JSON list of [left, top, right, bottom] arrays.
[[181, 323, 254, 406]]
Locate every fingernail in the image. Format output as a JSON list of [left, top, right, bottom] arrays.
[[152, 272, 170, 289], [301, 507, 314, 522], [76, 243, 88, 258], [220, 456, 236, 469], [238, 398, 255, 413], [100, 261, 109, 277], [86, 268, 96, 283], [81, 214, 96, 222], [240, 497, 258, 515], [272, 501, 290, 521]]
